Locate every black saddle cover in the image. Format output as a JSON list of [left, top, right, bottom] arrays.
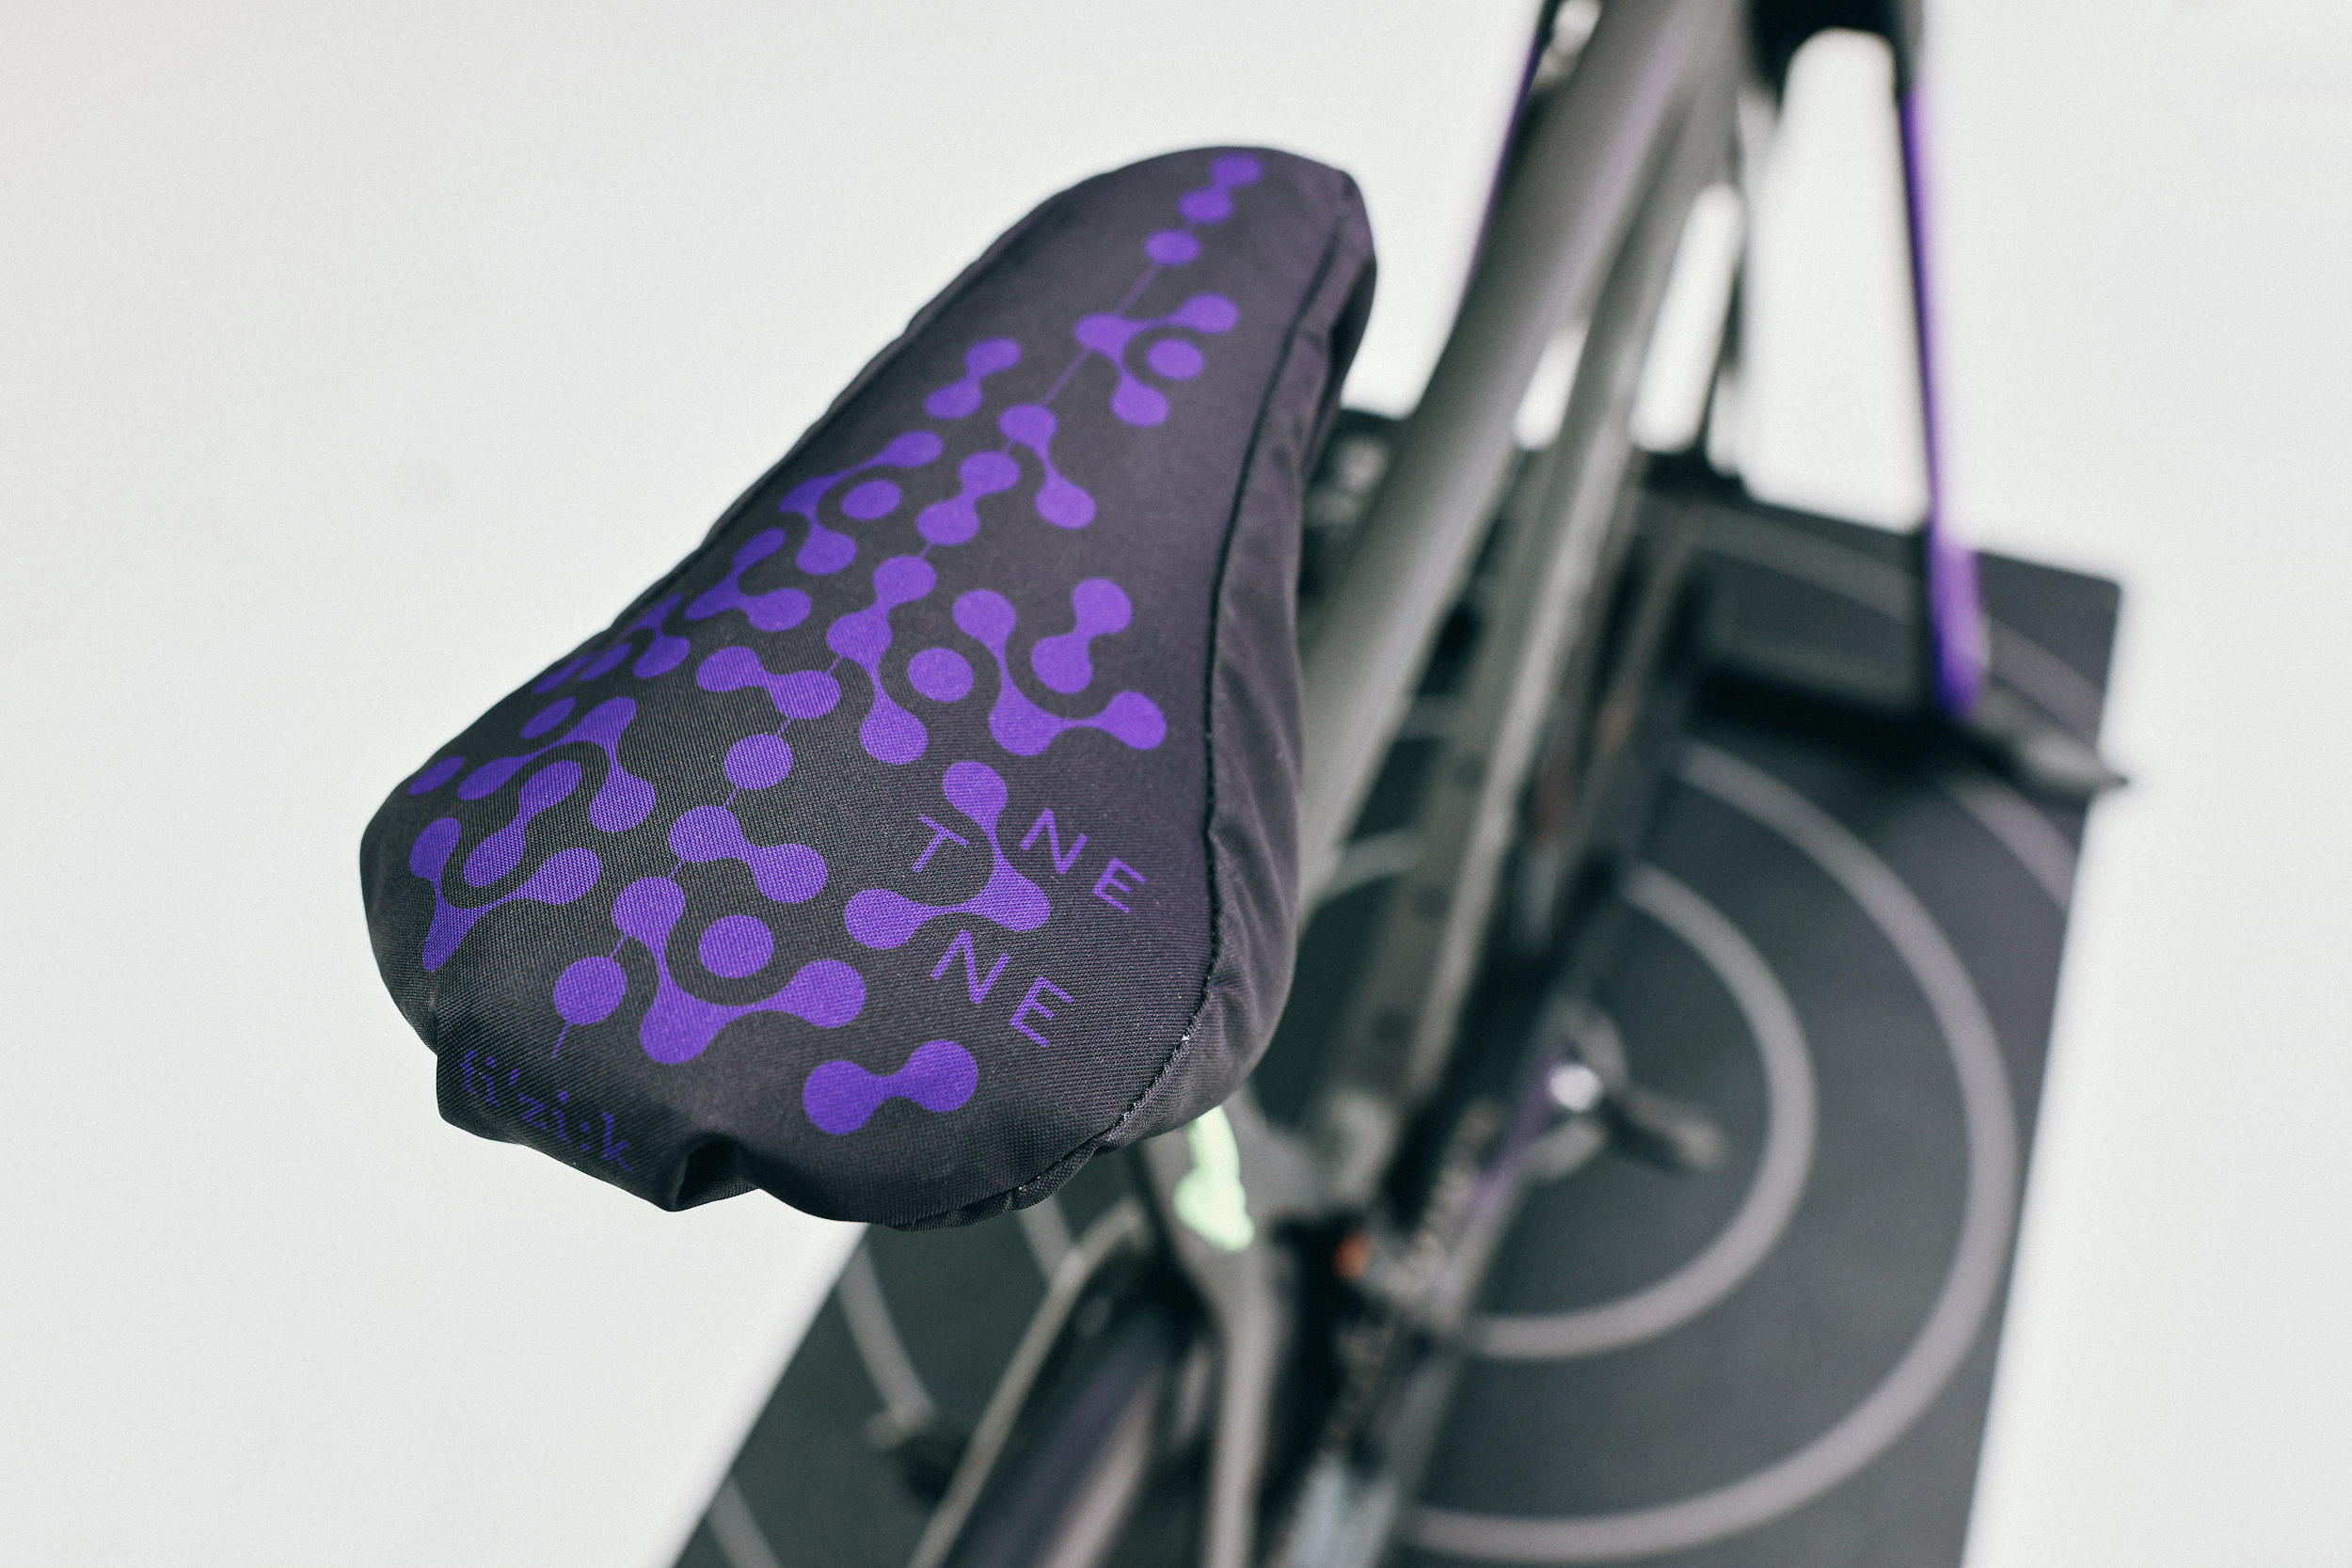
[[360, 149, 1375, 1227]]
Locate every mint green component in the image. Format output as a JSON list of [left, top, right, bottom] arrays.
[[1172, 1106, 1255, 1252]]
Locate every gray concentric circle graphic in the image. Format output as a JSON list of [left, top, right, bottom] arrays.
[[1404, 742, 2020, 1562], [1468, 862, 1817, 1360]]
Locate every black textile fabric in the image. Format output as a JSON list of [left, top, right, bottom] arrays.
[[358, 149, 1375, 1226]]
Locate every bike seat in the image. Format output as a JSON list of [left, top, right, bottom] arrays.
[[361, 149, 1375, 1227]]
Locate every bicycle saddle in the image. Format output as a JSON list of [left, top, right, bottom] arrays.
[[360, 148, 1375, 1227]]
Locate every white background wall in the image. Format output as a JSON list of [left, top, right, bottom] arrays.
[[3, 4, 2346, 1565]]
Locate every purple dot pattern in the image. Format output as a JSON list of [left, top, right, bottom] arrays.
[[954, 590, 1168, 757], [553, 954, 627, 1026], [915, 451, 1021, 546], [458, 698, 657, 834], [1073, 293, 1240, 428], [384, 150, 1280, 1170], [409, 817, 600, 973], [581, 642, 631, 681], [535, 594, 692, 693], [687, 528, 812, 634], [724, 733, 794, 790], [407, 755, 465, 796], [520, 699, 575, 739], [607, 875, 865, 1065], [804, 1039, 978, 1135], [777, 430, 945, 577], [841, 479, 901, 520], [699, 913, 775, 979], [1147, 338, 1204, 380], [464, 759, 581, 888], [997, 405, 1096, 528], [844, 760, 1049, 951], [1178, 152, 1263, 224], [696, 648, 844, 721], [826, 554, 938, 766], [908, 646, 973, 703], [925, 339, 1023, 420], [669, 804, 827, 905], [625, 597, 692, 677], [1030, 578, 1132, 694], [1145, 229, 1200, 265]]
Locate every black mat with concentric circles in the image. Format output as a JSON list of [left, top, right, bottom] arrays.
[[676, 492, 2118, 1568]]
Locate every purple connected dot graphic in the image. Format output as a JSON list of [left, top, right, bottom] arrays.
[[825, 554, 939, 766], [669, 804, 827, 905], [777, 430, 944, 576], [696, 647, 843, 721], [804, 557, 931, 766], [599, 874, 866, 1065], [803, 1040, 978, 1135], [698, 913, 775, 979], [997, 405, 1096, 528], [623, 596, 691, 677], [531, 594, 691, 692], [1178, 152, 1263, 224], [458, 698, 656, 834], [439, 149, 1256, 1099], [723, 733, 794, 790], [407, 755, 465, 796], [463, 759, 581, 888], [1145, 229, 1200, 266], [908, 646, 974, 703], [953, 590, 1168, 757], [520, 698, 575, 739], [552, 955, 627, 1026], [1147, 338, 1204, 380], [915, 451, 1021, 546], [925, 339, 1023, 420], [841, 479, 901, 520], [1030, 578, 1132, 694], [687, 528, 812, 635], [409, 818, 599, 974], [1074, 293, 1239, 428], [844, 759, 1049, 951], [580, 643, 629, 681], [599, 600, 689, 680]]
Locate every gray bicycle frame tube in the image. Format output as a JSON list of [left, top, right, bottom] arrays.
[[906, 1200, 1149, 1568], [1311, 14, 1741, 1207], [1296, 0, 1732, 910]]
